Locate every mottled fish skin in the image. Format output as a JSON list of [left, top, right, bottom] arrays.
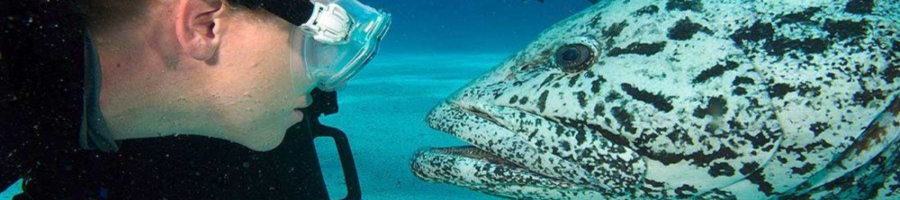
[[412, 0, 899, 199]]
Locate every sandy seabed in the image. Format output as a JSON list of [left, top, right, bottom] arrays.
[[1, 53, 510, 200]]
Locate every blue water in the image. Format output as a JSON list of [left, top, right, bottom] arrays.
[[301, 1, 593, 199], [1, 0, 592, 199], [364, 0, 593, 54]]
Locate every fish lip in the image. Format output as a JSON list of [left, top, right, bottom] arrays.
[[419, 100, 616, 187], [416, 100, 585, 186], [412, 146, 582, 189], [421, 98, 649, 193]]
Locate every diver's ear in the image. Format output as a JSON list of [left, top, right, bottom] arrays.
[[175, 0, 225, 61]]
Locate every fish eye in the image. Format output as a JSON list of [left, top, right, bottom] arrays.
[[554, 43, 595, 73]]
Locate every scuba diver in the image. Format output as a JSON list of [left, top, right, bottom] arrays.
[[0, 0, 389, 199]]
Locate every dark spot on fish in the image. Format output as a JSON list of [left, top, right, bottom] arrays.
[[707, 97, 727, 116], [591, 78, 603, 93], [728, 120, 744, 131], [590, 13, 603, 28], [539, 75, 556, 87], [606, 91, 622, 102], [666, 0, 703, 12], [552, 82, 561, 88], [666, 128, 691, 144], [674, 184, 699, 198], [732, 76, 755, 85], [511, 80, 524, 87], [645, 179, 665, 189], [733, 87, 747, 95], [889, 96, 900, 114], [885, 63, 900, 84], [777, 7, 820, 24], [603, 21, 629, 38], [768, 83, 794, 99], [706, 189, 736, 199], [621, 83, 674, 112], [801, 140, 834, 153], [518, 63, 537, 71], [576, 91, 588, 107], [519, 96, 530, 105], [509, 95, 519, 104], [634, 5, 659, 16], [558, 141, 572, 151], [693, 96, 727, 118], [611, 106, 636, 133], [574, 130, 587, 145], [638, 141, 739, 166], [791, 163, 816, 175], [845, 0, 874, 14], [608, 42, 667, 57], [594, 103, 605, 115], [740, 162, 760, 175], [853, 89, 885, 107], [764, 38, 831, 56], [586, 123, 631, 146], [809, 122, 829, 137], [746, 128, 774, 149], [537, 91, 549, 112], [585, 71, 596, 78], [668, 17, 709, 41], [824, 19, 868, 41], [731, 22, 774, 46], [693, 61, 739, 84], [746, 170, 775, 195], [567, 77, 579, 87], [796, 84, 821, 97], [709, 162, 736, 177]]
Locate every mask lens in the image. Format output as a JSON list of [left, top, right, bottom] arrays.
[[290, 0, 391, 92], [290, 29, 316, 95]]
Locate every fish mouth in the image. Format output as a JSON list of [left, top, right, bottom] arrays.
[[412, 99, 646, 195], [426, 146, 520, 167], [411, 101, 584, 190]]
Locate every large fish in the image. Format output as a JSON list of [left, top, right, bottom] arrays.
[[411, 0, 899, 199]]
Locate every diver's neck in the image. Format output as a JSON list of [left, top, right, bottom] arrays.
[[91, 20, 216, 142]]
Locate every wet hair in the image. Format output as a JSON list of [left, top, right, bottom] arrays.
[[79, 0, 150, 30], [78, 0, 274, 28]]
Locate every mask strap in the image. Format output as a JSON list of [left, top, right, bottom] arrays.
[[231, 0, 315, 26], [301, 88, 340, 118]]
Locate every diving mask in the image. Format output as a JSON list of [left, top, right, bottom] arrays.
[[289, 0, 391, 93]]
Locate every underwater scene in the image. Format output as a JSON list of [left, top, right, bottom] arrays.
[[4, 0, 900, 199]]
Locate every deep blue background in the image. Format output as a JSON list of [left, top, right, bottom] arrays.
[[362, 0, 593, 54]]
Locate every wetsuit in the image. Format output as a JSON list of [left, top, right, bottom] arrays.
[[1, 1, 346, 199]]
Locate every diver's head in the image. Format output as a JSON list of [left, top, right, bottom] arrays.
[[81, 0, 388, 151]]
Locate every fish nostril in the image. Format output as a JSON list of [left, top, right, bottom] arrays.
[[518, 64, 535, 71]]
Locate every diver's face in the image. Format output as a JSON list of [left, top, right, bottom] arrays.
[[98, 3, 310, 151], [204, 9, 310, 150]]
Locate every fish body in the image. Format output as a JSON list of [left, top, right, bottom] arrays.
[[412, 0, 899, 199]]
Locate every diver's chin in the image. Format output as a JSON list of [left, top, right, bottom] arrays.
[[293, 107, 305, 122]]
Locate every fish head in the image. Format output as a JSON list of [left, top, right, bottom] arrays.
[[413, 0, 899, 199]]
